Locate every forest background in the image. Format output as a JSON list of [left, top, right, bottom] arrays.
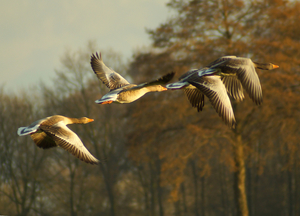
[[1, 0, 300, 216]]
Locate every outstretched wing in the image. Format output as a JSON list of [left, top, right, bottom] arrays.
[[124, 72, 175, 91], [90, 52, 130, 90], [211, 57, 262, 105], [183, 86, 205, 112], [40, 122, 100, 165], [205, 56, 237, 68], [221, 76, 245, 101], [189, 76, 236, 128], [30, 132, 57, 149]]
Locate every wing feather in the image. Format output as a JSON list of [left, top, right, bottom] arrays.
[[183, 87, 205, 112], [124, 72, 175, 92], [189, 76, 236, 128], [30, 132, 57, 149], [221, 76, 245, 101], [217, 57, 262, 104], [90, 52, 130, 90], [40, 122, 99, 165]]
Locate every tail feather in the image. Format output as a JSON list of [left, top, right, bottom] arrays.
[[17, 127, 37, 136]]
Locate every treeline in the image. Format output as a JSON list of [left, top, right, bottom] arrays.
[[1, 0, 300, 215]]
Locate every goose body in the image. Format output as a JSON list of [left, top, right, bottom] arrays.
[[90, 52, 175, 104], [17, 115, 99, 165], [167, 69, 236, 128], [166, 56, 279, 128], [205, 56, 279, 104]]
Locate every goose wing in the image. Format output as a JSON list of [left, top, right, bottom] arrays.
[[205, 56, 237, 68], [122, 72, 175, 92], [183, 86, 205, 112], [30, 132, 57, 149], [179, 69, 198, 80], [189, 76, 236, 128], [216, 57, 262, 105], [40, 122, 99, 165], [221, 76, 245, 101], [90, 52, 130, 90]]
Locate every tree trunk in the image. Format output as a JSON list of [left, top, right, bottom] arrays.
[[174, 200, 181, 216], [295, 155, 299, 216], [287, 169, 295, 216], [200, 176, 205, 216], [155, 159, 164, 216], [99, 162, 115, 216], [191, 160, 199, 216], [233, 134, 249, 216], [137, 167, 150, 216], [180, 183, 188, 214], [70, 169, 77, 216], [218, 162, 228, 216]]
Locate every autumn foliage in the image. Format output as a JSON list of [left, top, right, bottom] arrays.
[[1, 0, 300, 216]]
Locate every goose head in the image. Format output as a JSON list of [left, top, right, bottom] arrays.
[[77, 117, 94, 124]]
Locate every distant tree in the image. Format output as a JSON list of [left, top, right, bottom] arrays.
[[40, 42, 130, 216], [0, 88, 50, 216], [127, 0, 300, 216]]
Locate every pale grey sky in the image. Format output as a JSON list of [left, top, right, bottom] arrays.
[[0, 0, 171, 92]]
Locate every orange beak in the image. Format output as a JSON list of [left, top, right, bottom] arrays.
[[100, 101, 113, 104], [162, 87, 168, 91], [87, 118, 94, 123], [273, 64, 279, 69]]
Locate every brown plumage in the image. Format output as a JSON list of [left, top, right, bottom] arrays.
[[206, 56, 279, 105], [17, 115, 99, 165], [90, 52, 175, 104]]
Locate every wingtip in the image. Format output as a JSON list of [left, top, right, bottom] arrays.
[[162, 71, 176, 84], [91, 157, 108, 165], [231, 121, 237, 129], [91, 159, 101, 165], [91, 51, 102, 62], [168, 71, 176, 81], [255, 98, 263, 106]]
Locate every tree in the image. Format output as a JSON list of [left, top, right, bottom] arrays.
[[0, 88, 50, 216], [127, 0, 300, 215], [40, 42, 131, 216]]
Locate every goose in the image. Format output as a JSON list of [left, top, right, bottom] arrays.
[[17, 115, 99, 165], [167, 68, 236, 128], [203, 56, 279, 104], [90, 52, 175, 104], [166, 57, 279, 127]]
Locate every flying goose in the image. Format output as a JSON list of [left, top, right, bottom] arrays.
[[90, 52, 175, 104], [17, 115, 99, 165], [204, 56, 279, 104], [167, 68, 236, 128]]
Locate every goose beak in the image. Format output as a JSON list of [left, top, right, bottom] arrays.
[[273, 64, 279, 69], [162, 87, 168, 91], [100, 101, 113, 104], [95, 100, 113, 104], [87, 118, 94, 123]]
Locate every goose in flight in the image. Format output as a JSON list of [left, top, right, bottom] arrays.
[[203, 56, 279, 104], [90, 52, 175, 104], [166, 57, 279, 128], [167, 67, 236, 128], [17, 115, 99, 165]]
